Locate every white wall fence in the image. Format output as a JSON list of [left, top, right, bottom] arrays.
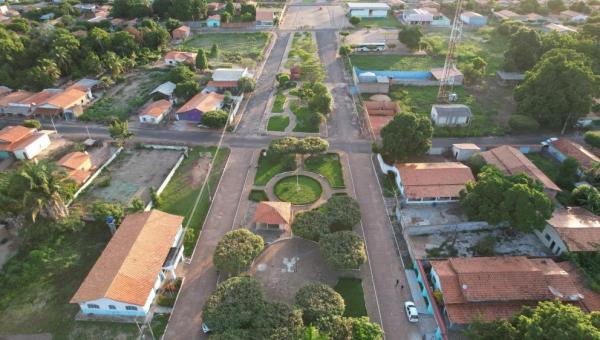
[[228, 94, 244, 124], [67, 147, 124, 207], [143, 145, 188, 211], [404, 221, 493, 236]]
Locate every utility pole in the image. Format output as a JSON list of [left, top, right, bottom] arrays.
[[437, 0, 464, 103]]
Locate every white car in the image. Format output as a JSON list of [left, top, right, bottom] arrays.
[[404, 301, 419, 323], [201, 322, 211, 334]]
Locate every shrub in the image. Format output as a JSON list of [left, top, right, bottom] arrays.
[[585, 131, 600, 148], [291, 210, 330, 241], [294, 282, 345, 324], [319, 195, 361, 232], [508, 114, 540, 133], [91, 200, 125, 224], [97, 176, 111, 187], [339, 45, 352, 56], [249, 189, 268, 202], [349, 16, 361, 26], [22, 119, 41, 129], [238, 77, 256, 93], [276, 73, 290, 87], [319, 231, 367, 270], [202, 109, 229, 128], [473, 236, 496, 256]]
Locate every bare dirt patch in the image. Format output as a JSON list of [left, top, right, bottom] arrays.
[[187, 156, 212, 187]]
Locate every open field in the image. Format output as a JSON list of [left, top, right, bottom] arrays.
[[83, 148, 182, 206], [305, 153, 345, 188], [0, 222, 138, 339], [81, 68, 168, 122], [181, 32, 270, 68], [350, 55, 444, 71], [334, 278, 368, 317], [160, 146, 229, 256], [357, 15, 401, 28]]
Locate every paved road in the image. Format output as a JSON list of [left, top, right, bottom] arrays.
[[163, 148, 254, 339]]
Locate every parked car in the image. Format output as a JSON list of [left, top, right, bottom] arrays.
[[404, 301, 419, 323], [201, 322, 211, 334]]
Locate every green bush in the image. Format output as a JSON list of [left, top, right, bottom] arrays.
[[508, 114, 540, 133], [473, 236, 496, 256], [584, 131, 600, 148], [202, 109, 229, 128], [349, 16, 361, 26], [22, 119, 41, 129], [249, 189, 268, 202], [97, 176, 111, 188], [319, 231, 367, 270], [294, 282, 345, 324]]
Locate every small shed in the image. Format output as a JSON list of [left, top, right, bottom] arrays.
[[253, 201, 292, 230], [430, 104, 472, 126], [139, 99, 172, 124], [151, 81, 177, 99], [347, 3, 390, 18], [207, 14, 220, 27], [496, 71, 525, 86], [460, 11, 487, 26], [452, 143, 480, 161]]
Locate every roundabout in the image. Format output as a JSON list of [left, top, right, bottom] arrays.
[[274, 175, 323, 205]]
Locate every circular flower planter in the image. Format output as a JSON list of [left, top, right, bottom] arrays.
[[274, 175, 323, 205]]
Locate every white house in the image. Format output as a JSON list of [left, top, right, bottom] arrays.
[[0, 125, 51, 160], [401, 8, 433, 24], [430, 104, 472, 126], [256, 9, 276, 27], [34, 85, 92, 120], [546, 138, 600, 174], [138, 99, 171, 124], [460, 11, 487, 26], [71, 210, 185, 319], [348, 3, 391, 18], [452, 143, 480, 161], [535, 207, 600, 255], [164, 51, 197, 66], [207, 68, 252, 90], [543, 23, 577, 34]]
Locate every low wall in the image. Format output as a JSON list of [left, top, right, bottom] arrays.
[[143, 146, 187, 211], [67, 147, 123, 206], [221, 22, 255, 29], [358, 83, 389, 94], [404, 221, 493, 236], [391, 79, 440, 86]]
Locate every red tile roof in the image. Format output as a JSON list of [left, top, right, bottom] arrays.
[[58, 151, 91, 171], [552, 139, 600, 170], [558, 261, 600, 313], [480, 145, 561, 192], [176, 92, 224, 114], [548, 207, 600, 252], [206, 80, 238, 88], [396, 162, 475, 199], [140, 99, 171, 118], [0, 90, 35, 107], [253, 201, 292, 225], [431, 256, 583, 324], [256, 9, 275, 21], [71, 210, 184, 306]]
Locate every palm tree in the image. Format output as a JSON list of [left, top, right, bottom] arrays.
[[17, 161, 71, 221]]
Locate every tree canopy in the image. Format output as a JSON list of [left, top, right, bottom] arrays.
[[308, 83, 333, 114], [380, 112, 433, 162], [202, 109, 229, 129], [213, 229, 264, 274], [292, 195, 362, 240], [585, 131, 600, 149], [108, 119, 134, 147], [238, 77, 256, 93], [319, 231, 367, 270], [504, 28, 542, 72], [514, 49, 597, 129], [196, 48, 208, 70], [459, 166, 553, 233], [398, 25, 423, 50], [294, 282, 345, 324]]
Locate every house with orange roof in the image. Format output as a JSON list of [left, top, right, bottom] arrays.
[[71, 210, 185, 319], [479, 145, 561, 196], [34, 85, 92, 119], [536, 207, 600, 255], [138, 99, 172, 124], [58, 151, 93, 185], [175, 91, 225, 122], [0, 125, 51, 160], [255, 9, 276, 27], [547, 138, 599, 174], [0, 90, 35, 114], [171, 25, 191, 41], [253, 201, 292, 230], [388, 162, 475, 204], [164, 51, 197, 66], [4, 89, 63, 116], [420, 256, 595, 334]]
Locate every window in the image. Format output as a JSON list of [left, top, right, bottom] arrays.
[[545, 233, 551, 241], [126, 306, 138, 311], [87, 304, 100, 309], [108, 305, 116, 310]]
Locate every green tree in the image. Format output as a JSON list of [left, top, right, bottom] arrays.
[[398, 25, 423, 50], [152, 0, 172, 17], [6, 18, 30, 34], [91, 200, 125, 224], [504, 28, 542, 72], [339, 44, 352, 56], [202, 109, 229, 128], [319, 195, 361, 232], [349, 16, 361, 26], [269, 137, 299, 155], [585, 163, 600, 188], [169, 64, 195, 83], [291, 210, 331, 241], [351, 317, 384, 340], [108, 119, 134, 147], [518, 0, 540, 14], [101, 52, 124, 78], [302, 326, 328, 340], [380, 112, 433, 162], [165, 18, 182, 32], [571, 184, 600, 214], [173, 80, 200, 101], [22, 119, 41, 129], [221, 11, 232, 23], [210, 43, 219, 58], [202, 276, 266, 332], [110, 31, 138, 57], [459, 166, 554, 233], [141, 23, 170, 50], [570, 1, 592, 13], [213, 229, 264, 274], [298, 137, 329, 160], [237, 76, 256, 93], [195, 48, 208, 70], [26, 58, 61, 90], [514, 49, 597, 130], [585, 131, 600, 149], [241, 2, 256, 17], [308, 83, 333, 114], [547, 0, 566, 12], [224, 0, 235, 15], [49, 29, 80, 74], [294, 283, 345, 324], [319, 231, 367, 270], [86, 27, 111, 53], [556, 157, 580, 190]]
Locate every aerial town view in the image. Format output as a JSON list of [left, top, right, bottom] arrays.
[[0, 0, 599, 338]]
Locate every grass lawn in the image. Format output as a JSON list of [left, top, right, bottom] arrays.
[[249, 189, 269, 202], [272, 92, 287, 113], [290, 101, 320, 133], [274, 175, 323, 205], [160, 146, 230, 256], [357, 15, 401, 28], [181, 32, 270, 67], [151, 313, 170, 339], [378, 173, 397, 197], [350, 55, 444, 71], [267, 115, 290, 131], [255, 153, 296, 186], [526, 153, 560, 182], [386, 85, 505, 137], [0, 222, 139, 339], [305, 153, 345, 188], [334, 278, 368, 317]]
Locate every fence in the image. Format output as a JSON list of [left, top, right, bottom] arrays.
[[404, 221, 492, 236], [143, 145, 188, 211]]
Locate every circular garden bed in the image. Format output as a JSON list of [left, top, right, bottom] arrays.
[[274, 175, 323, 205]]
